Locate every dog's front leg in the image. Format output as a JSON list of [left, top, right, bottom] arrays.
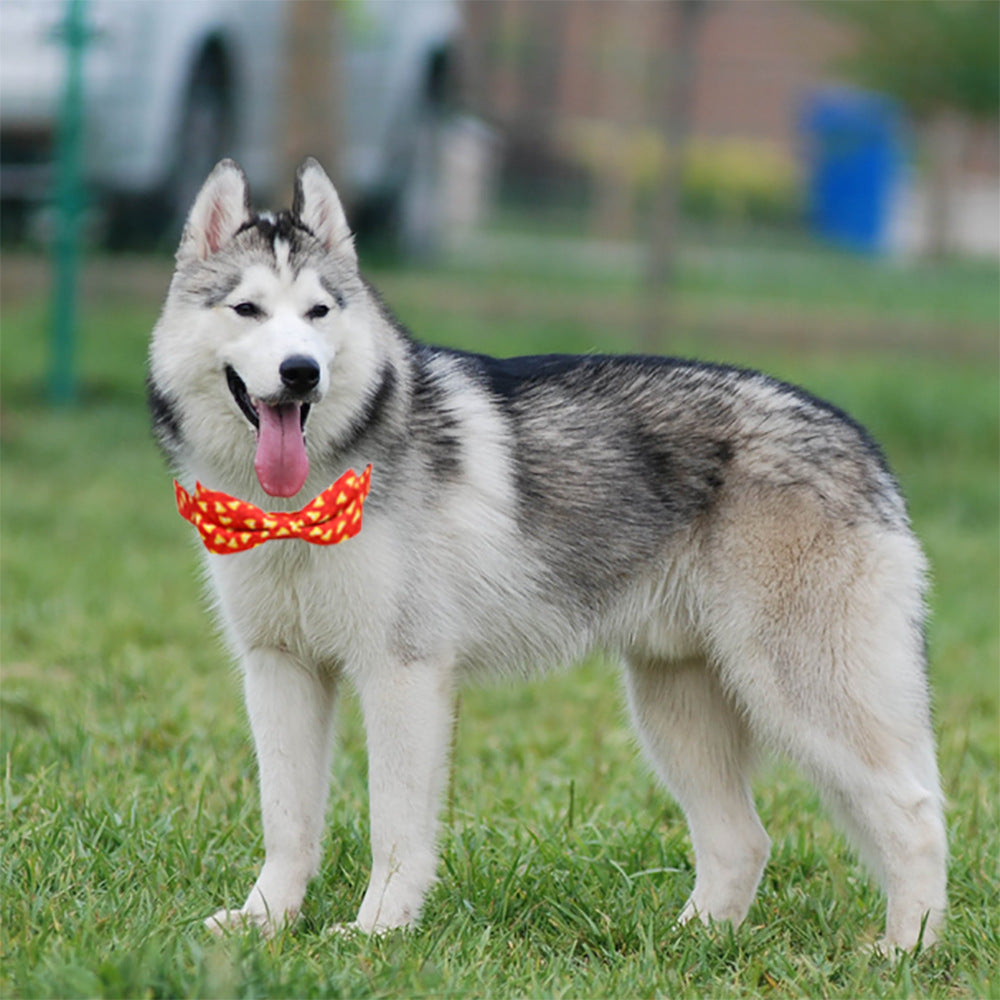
[[353, 659, 455, 933], [207, 648, 337, 935]]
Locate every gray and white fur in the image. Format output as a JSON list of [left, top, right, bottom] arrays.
[[148, 158, 947, 950]]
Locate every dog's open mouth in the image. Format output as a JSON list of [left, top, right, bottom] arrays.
[[226, 365, 312, 498]]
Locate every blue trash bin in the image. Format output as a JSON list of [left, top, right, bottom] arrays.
[[801, 88, 906, 253]]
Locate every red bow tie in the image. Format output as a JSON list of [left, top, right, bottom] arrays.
[[175, 465, 372, 554]]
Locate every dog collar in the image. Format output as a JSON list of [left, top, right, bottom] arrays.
[[174, 465, 372, 554]]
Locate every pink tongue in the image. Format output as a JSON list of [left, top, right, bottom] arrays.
[[254, 403, 309, 497]]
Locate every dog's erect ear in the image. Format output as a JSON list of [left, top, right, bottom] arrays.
[[293, 158, 356, 264], [177, 159, 251, 261]]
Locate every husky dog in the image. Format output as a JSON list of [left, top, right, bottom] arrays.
[[148, 158, 946, 950]]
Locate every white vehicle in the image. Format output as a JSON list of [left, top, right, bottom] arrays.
[[0, 0, 459, 243]]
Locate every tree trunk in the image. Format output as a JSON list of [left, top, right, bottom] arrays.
[[282, 1, 343, 190], [923, 109, 966, 259], [643, 0, 704, 351]]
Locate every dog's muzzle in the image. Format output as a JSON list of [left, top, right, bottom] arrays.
[[225, 364, 314, 430], [224, 363, 317, 497]]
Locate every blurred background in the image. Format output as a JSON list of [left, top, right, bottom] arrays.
[[1, 9, 997, 993], [2, 0, 998, 398], [2, 0, 998, 399], [2, 0, 998, 260]]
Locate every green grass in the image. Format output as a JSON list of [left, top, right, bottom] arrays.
[[1, 246, 997, 998]]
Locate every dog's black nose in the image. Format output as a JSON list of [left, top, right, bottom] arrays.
[[279, 355, 321, 394]]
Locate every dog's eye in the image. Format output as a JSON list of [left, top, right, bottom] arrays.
[[306, 303, 330, 320], [232, 301, 262, 319]]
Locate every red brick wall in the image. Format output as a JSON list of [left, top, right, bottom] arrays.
[[462, 0, 855, 156]]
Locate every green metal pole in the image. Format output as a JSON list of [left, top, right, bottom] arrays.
[[49, 0, 87, 405]]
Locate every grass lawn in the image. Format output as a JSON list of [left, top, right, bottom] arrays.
[[1, 244, 997, 998]]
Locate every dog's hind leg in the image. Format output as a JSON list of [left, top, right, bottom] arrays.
[[206, 648, 338, 935], [708, 528, 947, 950], [624, 656, 770, 927], [817, 744, 946, 953], [723, 651, 946, 950]]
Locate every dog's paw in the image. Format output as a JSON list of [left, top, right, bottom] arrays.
[[325, 918, 407, 939], [869, 915, 939, 956], [677, 898, 702, 926], [869, 934, 934, 957], [204, 906, 288, 938], [677, 890, 751, 929], [325, 921, 366, 939]]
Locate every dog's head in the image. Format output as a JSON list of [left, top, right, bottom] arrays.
[[150, 159, 381, 499]]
